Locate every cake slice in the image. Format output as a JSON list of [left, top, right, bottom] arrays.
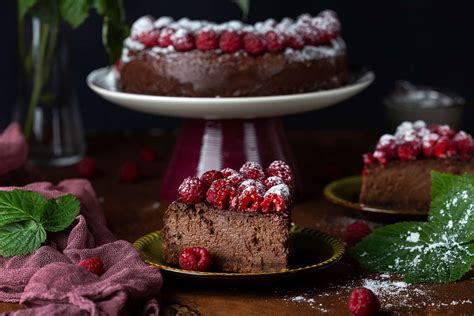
[[360, 121, 474, 212], [162, 161, 294, 273]]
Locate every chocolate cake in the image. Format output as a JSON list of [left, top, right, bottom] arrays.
[[162, 161, 294, 273], [119, 11, 347, 97], [360, 121, 474, 212]]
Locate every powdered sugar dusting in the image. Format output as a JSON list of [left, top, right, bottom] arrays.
[[406, 232, 420, 243], [265, 184, 290, 200], [284, 38, 345, 62]]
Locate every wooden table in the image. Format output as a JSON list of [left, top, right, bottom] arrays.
[[1, 130, 473, 315]]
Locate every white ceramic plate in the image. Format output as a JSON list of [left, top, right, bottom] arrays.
[[87, 66, 374, 119]]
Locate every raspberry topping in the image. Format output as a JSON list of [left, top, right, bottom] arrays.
[[237, 179, 266, 194], [140, 147, 157, 162], [131, 16, 155, 39], [78, 257, 104, 276], [264, 30, 286, 53], [77, 157, 97, 178], [237, 185, 264, 212], [219, 31, 241, 53], [206, 179, 237, 209], [243, 33, 266, 55], [171, 29, 195, 52], [196, 28, 219, 51], [260, 184, 291, 213], [266, 160, 294, 187], [343, 220, 372, 246], [158, 27, 175, 47], [221, 168, 244, 185], [178, 247, 212, 271], [200, 170, 223, 188], [239, 162, 265, 181], [137, 29, 160, 48], [348, 287, 380, 316], [263, 176, 285, 189], [118, 161, 141, 183], [178, 176, 205, 204], [453, 131, 474, 159]]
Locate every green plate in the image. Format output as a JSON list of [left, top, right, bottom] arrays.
[[323, 175, 426, 218], [133, 226, 344, 282]]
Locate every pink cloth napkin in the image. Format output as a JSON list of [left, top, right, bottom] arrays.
[[0, 123, 28, 176], [0, 180, 163, 316]]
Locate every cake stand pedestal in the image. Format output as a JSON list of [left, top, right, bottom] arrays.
[[87, 67, 374, 202]]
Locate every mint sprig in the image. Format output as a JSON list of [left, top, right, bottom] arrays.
[[350, 171, 474, 284], [0, 190, 80, 257]]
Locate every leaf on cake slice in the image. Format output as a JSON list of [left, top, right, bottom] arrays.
[[0, 220, 46, 257], [41, 194, 80, 232], [0, 190, 47, 227]]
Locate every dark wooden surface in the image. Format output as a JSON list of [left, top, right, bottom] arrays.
[[1, 130, 473, 315]]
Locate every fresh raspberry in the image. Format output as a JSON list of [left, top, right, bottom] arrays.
[[286, 33, 304, 49], [348, 287, 380, 316], [260, 184, 291, 213], [376, 135, 398, 159], [140, 147, 157, 162], [206, 179, 237, 209], [78, 257, 104, 276], [118, 161, 141, 183], [77, 157, 97, 178], [430, 124, 455, 138], [196, 28, 219, 51], [397, 135, 422, 161], [158, 27, 175, 47], [433, 137, 457, 159], [243, 32, 266, 55], [343, 220, 372, 246], [221, 168, 244, 185], [178, 247, 212, 271], [131, 16, 155, 39], [266, 160, 294, 187], [422, 133, 439, 157], [263, 176, 285, 189], [264, 30, 286, 53], [240, 162, 265, 181], [237, 186, 264, 212], [297, 20, 324, 46], [362, 153, 374, 165], [137, 29, 160, 48], [178, 176, 205, 204], [453, 131, 474, 159], [317, 13, 341, 40], [200, 170, 223, 188], [171, 29, 195, 52], [372, 150, 387, 165], [237, 179, 266, 194], [219, 30, 241, 53]]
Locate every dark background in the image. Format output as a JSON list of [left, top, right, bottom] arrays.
[[1, 0, 473, 131]]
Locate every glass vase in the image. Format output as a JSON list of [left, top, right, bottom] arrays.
[[14, 11, 85, 166]]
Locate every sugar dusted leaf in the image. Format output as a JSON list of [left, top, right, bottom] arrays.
[[0, 221, 46, 257], [0, 190, 47, 226], [41, 194, 80, 232]]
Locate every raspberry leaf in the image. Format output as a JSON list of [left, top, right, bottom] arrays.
[[350, 172, 474, 284], [0, 190, 47, 226], [0, 221, 46, 257], [41, 195, 80, 232]]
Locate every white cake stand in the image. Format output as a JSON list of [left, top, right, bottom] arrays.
[[87, 67, 374, 201]]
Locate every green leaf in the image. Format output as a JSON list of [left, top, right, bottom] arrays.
[[91, 0, 106, 15], [0, 221, 46, 257], [59, 0, 90, 29], [233, 0, 250, 21], [103, 17, 129, 64], [350, 172, 474, 284], [0, 190, 47, 226], [18, 0, 38, 19], [41, 195, 80, 232]]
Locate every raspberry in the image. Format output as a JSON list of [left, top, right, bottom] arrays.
[[243, 32, 266, 55], [196, 29, 219, 51], [171, 29, 195, 52], [221, 168, 244, 185], [178, 176, 205, 204], [118, 161, 141, 183], [286, 33, 304, 49], [131, 16, 155, 39], [317, 13, 341, 40], [206, 179, 237, 209], [140, 147, 157, 162], [219, 31, 241, 53], [372, 150, 387, 165], [433, 137, 457, 159], [260, 184, 291, 213], [264, 30, 286, 53], [453, 131, 474, 159], [397, 134, 422, 161], [362, 153, 374, 165], [422, 133, 439, 157], [137, 29, 160, 48], [178, 247, 212, 271], [237, 179, 266, 193], [297, 20, 324, 46], [200, 170, 223, 188], [348, 287, 380, 316], [263, 176, 285, 189], [266, 161, 294, 187], [343, 220, 372, 246], [158, 27, 175, 47], [237, 186, 264, 212], [78, 257, 104, 276], [430, 124, 455, 138], [240, 162, 265, 181], [376, 135, 398, 159], [77, 157, 97, 178]]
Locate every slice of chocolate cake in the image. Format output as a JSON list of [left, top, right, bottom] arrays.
[[360, 121, 474, 212], [162, 161, 294, 273]]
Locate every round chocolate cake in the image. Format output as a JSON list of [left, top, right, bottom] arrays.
[[119, 11, 347, 97]]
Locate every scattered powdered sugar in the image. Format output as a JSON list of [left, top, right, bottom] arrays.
[[283, 294, 329, 313], [131, 16, 154, 38], [238, 179, 266, 193], [284, 38, 345, 62], [265, 183, 290, 200], [406, 232, 420, 243]]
